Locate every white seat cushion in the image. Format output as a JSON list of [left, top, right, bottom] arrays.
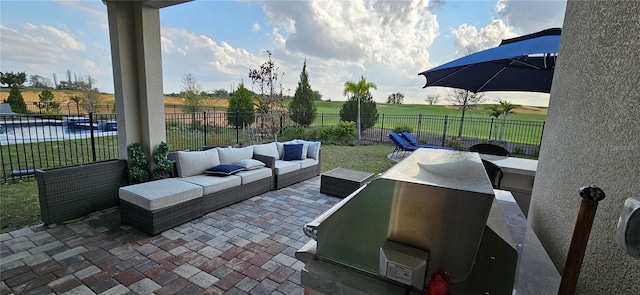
[[297, 158, 319, 169], [179, 174, 241, 195], [119, 178, 203, 211], [236, 167, 272, 184], [274, 160, 301, 175]]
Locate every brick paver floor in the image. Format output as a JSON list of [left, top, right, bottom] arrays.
[[0, 177, 340, 294]]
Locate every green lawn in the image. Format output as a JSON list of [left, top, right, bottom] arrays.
[[315, 101, 547, 121], [0, 144, 397, 233]]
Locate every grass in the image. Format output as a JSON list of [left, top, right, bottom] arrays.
[[0, 179, 41, 232], [0, 144, 397, 233], [315, 100, 547, 121]]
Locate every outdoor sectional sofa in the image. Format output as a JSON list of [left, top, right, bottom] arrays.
[[118, 140, 321, 235]]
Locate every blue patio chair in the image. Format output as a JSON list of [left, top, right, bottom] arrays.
[[389, 132, 418, 157], [400, 131, 455, 150]]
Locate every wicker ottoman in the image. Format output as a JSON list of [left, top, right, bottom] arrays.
[[119, 178, 204, 235], [320, 167, 375, 198]]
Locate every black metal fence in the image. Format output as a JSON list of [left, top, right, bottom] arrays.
[[1, 113, 118, 183], [1, 111, 544, 182]]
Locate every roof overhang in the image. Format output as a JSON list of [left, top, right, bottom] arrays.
[[102, 0, 193, 9]]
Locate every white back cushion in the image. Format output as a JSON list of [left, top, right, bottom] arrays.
[[306, 141, 321, 160], [217, 146, 254, 164], [176, 148, 220, 177], [252, 142, 280, 159]]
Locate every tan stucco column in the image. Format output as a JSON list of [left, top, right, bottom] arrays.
[[530, 0, 640, 293], [106, 1, 166, 159]]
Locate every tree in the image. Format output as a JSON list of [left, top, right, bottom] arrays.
[[386, 92, 404, 104], [227, 82, 255, 128], [213, 89, 229, 98], [1, 71, 27, 87], [446, 89, 485, 138], [289, 59, 317, 127], [311, 90, 323, 101], [487, 104, 503, 140], [249, 50, 287, 141], [339, 92, 379, 133], [426, 94, 440, 105], [80, 76, 103, 114], [6, 84, 26, 113], [68, 95, 82, 114], [495, 100, 517, 141], [342, 76, 377, 140], [38, 89, 59, 114], [180, 73, 203, 113]]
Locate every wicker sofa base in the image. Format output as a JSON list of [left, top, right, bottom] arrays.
[[120, 198, 204, 236], [202, 176, 273, 212], [36, 159, 128, 225], [120, 176, 273, 235], [275, 164, 320, 190]]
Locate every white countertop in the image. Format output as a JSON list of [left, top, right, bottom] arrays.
[[480, 154, 538, 176]]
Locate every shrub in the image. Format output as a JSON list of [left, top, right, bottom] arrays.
[[392, 125, 413, 134], [152, 141, 172, 180], [320, 121, 356, 144], [339, 92, 378, 131], [166, 119, 184, 130], [282, 126, 308, 140], [446, 138, 461, 150], [513, 146, 523, 155], [127, 143, 150, 184]]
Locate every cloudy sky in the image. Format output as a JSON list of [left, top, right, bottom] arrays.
[[0, 0, 566, 107]]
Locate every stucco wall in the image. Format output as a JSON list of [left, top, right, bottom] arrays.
[[530, 0, 640, 293]]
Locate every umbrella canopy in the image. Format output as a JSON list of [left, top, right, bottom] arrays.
[[419, 28, 561, 93]]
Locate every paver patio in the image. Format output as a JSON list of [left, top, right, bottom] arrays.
[[0, 177, 340, 295]]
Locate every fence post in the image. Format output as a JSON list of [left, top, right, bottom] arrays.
[[489, 117, 494, 140], [321, 113, 324, 127], [236, 111, 240, 145], [380, 114, 385, 143], [442, 115, 448, 146], [417, 113, 423, 141], [203, 111, 208, 147], [89, 112, 97, 162]]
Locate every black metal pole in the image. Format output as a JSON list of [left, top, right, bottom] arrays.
[[89, 112, 96, 162], [442, 115, 448, 146], [236, 111, 240, 145], [203, 111, 208, 146]]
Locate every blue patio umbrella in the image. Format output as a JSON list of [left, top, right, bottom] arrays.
[[419, 28, 561, 93]]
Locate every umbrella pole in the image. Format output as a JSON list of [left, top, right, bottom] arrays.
[[557, 185, 605, 295]]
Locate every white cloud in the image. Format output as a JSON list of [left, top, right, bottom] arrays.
[[1, 23, 86, 64], [161, 36, 175, 53], [249, 0, 440, 103], [451, 20, 517, 56], [496, 0, 566, 32], [252, 23, 261, 32], [54, 0, 108, 26], [160, 27, 269, 92]]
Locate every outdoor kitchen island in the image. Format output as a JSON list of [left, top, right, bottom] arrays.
[[296, 149, 559, 294]]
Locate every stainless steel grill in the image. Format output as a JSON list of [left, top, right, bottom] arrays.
[[301, 149, 518, 294]]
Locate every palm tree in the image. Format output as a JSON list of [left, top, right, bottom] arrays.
[[496, 100, 517, 141], [343, 76, 377, 140], [487, 104, 503, 140]]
